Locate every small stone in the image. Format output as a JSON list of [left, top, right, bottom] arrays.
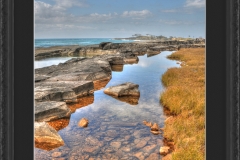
[[78, 118, 88, 127], [110, 141, 121, 149], [160, 146, 170, 155], [151, 123, 160, 131], [150, 130, 161, 135], [135, 140, 147, 149], [134, 152, 145, 160], [106, 130, 118, 138], [124, 135, 131, 141], [52, 152, 61, 157], [146, 153, 159, 160], [143, 120, 152, 127]]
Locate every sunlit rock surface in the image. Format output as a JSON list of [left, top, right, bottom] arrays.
[[78, 118, 89, 127], [104, 82, 140, 97], [35, 101, 71, 122], [34, 122, 64, 151]]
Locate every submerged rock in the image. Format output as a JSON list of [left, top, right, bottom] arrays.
[[104, 82, 140, 97], [78, 118, 89, 127], [143, 120, 153, 127], [34, 122, 64, 151], [35, 101, 71, 122]]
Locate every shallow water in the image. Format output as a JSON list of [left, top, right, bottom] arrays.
[[34, 51, 180, 160], [35, 38, 134, 48], [35, 57, 80, 69]]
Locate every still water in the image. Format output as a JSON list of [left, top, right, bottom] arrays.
[[35, 51, 179, 160]]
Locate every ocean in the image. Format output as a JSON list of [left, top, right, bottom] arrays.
[[35, 38, 134, 48]]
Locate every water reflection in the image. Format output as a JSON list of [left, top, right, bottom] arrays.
[[106, 95, 140, 105], [111, 65, 124, 72], [35, 51, 180, 160], [47, 118, 70, 131], [67, 95, 94, 113]]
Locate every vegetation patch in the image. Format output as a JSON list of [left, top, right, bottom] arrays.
[[160, 48, 205, 160]]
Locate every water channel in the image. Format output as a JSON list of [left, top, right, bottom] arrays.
[[35, 51, 180, 160]]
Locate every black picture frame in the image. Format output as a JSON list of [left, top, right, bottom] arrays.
[[0, 0, 239, 159]]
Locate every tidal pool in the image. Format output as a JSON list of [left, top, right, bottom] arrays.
[[34, 51, 180, 160]]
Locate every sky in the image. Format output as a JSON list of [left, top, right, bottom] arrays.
[[34, 0, 205, 39]]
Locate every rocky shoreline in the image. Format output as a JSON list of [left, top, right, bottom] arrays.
[[35, 40, 205, 60], [34, 40, 205, 157]]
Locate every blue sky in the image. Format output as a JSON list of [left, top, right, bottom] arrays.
[[35, 0, 205, 38]]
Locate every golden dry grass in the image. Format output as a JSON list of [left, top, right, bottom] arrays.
[[160, 48, 205, 160]]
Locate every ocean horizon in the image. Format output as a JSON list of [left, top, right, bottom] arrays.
[[35, 38, 135, 48]]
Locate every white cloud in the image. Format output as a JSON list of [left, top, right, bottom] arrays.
[[54, 0, 87, 9], [122, 10, 152, 19], [185, 0, 205, 8], [159, 19, 197, 25], [35, 1, 113, 24]]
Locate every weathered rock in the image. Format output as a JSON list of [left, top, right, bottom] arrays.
[[35, 81, 94, 103], [151, 123, 160, 131], [104, 82, 140, 97], [35, 101, 71, 122], [35, 40, 205, 59], [78, 118, 89, 127], [34, 122, 64, 151], [35, 57, 112, 82], [160, 146, 170, 155], [143, 120, 153, 127]]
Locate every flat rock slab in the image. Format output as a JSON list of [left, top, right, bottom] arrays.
[[35, 57, 112, 83], [34, 122, 64, 151], [35, 101, 71, 122], [35, 81, 94, 103], [104, 82, 140, 97]]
